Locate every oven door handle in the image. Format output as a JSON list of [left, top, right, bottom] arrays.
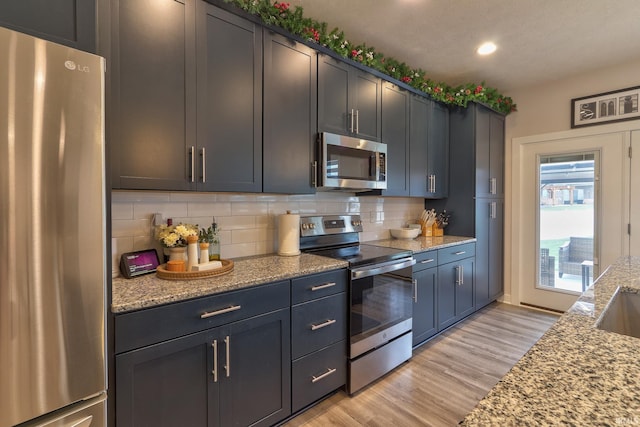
[[351, 258, 416, 280]]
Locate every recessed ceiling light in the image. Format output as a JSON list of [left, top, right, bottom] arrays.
[[477, 42, 497, 55]]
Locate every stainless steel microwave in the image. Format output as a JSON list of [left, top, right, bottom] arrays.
[[317, 132, 387, 191]]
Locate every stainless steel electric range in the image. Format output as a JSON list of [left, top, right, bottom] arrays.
[[300, 214, 415, 394]]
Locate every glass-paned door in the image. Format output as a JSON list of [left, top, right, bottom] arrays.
[[537, 152, 597, 293]]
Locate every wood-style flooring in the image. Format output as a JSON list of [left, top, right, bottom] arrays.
[[284, 302, 559, 427]]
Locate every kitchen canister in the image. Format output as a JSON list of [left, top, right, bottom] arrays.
[[277, 211, 300, 256]]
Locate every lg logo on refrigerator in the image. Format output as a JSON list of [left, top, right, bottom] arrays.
[[64, 60, 90, 73]]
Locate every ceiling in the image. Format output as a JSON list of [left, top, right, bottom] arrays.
[[288, 0, 640, 93]]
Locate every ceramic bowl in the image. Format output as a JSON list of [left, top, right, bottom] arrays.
[[390, 228, 421, 239]]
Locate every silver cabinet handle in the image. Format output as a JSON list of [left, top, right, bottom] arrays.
[[455, 265, 464, 285], [212, 340, 218, 382], [420, 258, 435, 264], [413, 278, 418, 302], [200, 305, 241, 319], [311, 319, 336, 331], [355, 109, 359, 134], [311, 281, 336, 291], [350, 108, 355, 132], [311, 367, 337, 383], [454, 251, 466, 256], [201, 147, 206, 183], [311, 161, 318, 187], [490, 177, 497, 195], [224, 335, 230, 378], [190, 146, 195, 183], [490, 201, 496, 219]]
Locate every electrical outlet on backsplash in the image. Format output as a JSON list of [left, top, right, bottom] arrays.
[[110, 190, 425, 277]]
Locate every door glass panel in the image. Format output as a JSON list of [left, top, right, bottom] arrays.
[[537, 152, 596, 293]]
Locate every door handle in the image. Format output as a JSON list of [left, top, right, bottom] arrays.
[[413, 278, 418, 302], [311, 161, 318, 187], [200, 305, 241, 319], [311, 319, 337, 331], [201, 147, 206, 183], [311, 281, 336, 291], [190, 146, 195, 183], [350, 108, 355, 133], [212, 340, 218, 382], [490, 177, 497, 194], [224, 335, 230, 378], [355, 109, 359, 134], [311, 367, 337, 383]]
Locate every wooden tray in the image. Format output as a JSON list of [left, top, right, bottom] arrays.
[[156, 259, 234, 280]]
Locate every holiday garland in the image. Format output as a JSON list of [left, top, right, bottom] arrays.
[[223, 0, 516, 114]]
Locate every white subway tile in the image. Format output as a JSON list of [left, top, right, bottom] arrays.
[[111, 202, 134, 220], [232, 202, 269, 216]]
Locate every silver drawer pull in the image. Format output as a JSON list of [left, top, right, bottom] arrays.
[[454, 251, 466, 256], [311, 282, 337, 291], [311, 367, 337, 383], [200, 305, 241, 319], [310, 319, 336, 331], [420, 259, 435, 264]]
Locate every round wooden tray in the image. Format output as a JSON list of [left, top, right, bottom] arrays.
[[156, 259, 234, 280]]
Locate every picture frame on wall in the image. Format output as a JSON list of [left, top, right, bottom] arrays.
[[571, 85, 640, 128]]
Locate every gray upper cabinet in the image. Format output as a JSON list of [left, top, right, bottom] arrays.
[[110, 0, 196, 191], [426, 101, 449, 198], [196, 2, 262, 192], [475, 105, 505, 198], [0, 0, 95, 52], [318, 55, 381, 141], [409, 95, 430, 197], [263, 30, 317, 194], [381, 82, 410, 196]]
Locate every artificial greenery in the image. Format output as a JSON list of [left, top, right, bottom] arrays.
[[223, 0, 516, 114]]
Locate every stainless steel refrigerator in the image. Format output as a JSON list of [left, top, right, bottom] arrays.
[[0, 26, 107, 427]]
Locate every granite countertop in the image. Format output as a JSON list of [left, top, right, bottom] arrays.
[[368, 235, 476, 253], [112, 236, 474, 314], [461, 256, 640, 426], [112, 253, 347, 313]]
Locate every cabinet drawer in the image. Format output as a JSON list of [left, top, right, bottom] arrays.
[[291, 269, 348, 304], [413, 250, 438, 271], [438, 243, 475, 265], [292, 340, 346, 413], [115, 280, 289, 353], [292, 293, 347, 359]]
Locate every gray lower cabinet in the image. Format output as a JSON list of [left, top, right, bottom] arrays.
[[436, 244, 475, 331], [114, 280, 291, 427], [263, 30, 317, 194], [291, 269, 348, 413], [412, 250, 438, 346], [0, 0, 95, 52]]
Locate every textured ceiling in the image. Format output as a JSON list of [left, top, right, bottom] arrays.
[[288, 0, 640, 92]]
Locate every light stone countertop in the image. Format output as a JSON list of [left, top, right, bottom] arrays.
[[367, 235, 475, 253], [461, 256, 640, 426], [112, 253, 347, 313], [111, 236, 474, 314]]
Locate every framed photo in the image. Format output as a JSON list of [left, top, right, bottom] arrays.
[[571, 85, 640, 128]]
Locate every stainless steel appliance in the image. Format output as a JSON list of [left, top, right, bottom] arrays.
[[300, 215, 415, 394], [0, 27, 106, 426], [317, 132, 387, 191]]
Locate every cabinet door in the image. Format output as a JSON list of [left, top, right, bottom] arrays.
[[352, 69, 381, 141], [475, 199, 490, 309], [489, 112, 505, 197], [437, 263, 457, 331], [318, 56, 350, 136], [196, 3, 262, 192], [0, 0, 95, 52], [488, 199, 504, 301], [475, 105, 492, 197], [381, 82, 409, 196], [412, 266, 437, 345], [219, 308, 291, 427], [111, 0, 195, 190], [115, 329, 216, 427], [427, 101, 449, 198], [455, 257, 475, 319], [409, 95, 430, 197], [263, 31, 317, 194]]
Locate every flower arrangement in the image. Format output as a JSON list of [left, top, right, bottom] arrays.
[[155, 223, 199, 247], [222, 0, 516, 114]]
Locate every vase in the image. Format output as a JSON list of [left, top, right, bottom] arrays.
[[168, 246, 187, 262]]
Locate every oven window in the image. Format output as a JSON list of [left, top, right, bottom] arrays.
[[327, 145, 374, 180], [350, 270, 412, 343]]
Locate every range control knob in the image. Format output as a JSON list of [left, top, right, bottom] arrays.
[[309, 223, 316, 229], [301, 223, 309, 230]]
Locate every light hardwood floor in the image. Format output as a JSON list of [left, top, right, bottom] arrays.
[[284, 302, 559, 427]]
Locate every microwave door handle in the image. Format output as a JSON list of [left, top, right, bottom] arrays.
[[374, 152, 381, 181]]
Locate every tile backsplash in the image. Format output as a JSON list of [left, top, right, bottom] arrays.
[[111, 190, 425, 278]]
